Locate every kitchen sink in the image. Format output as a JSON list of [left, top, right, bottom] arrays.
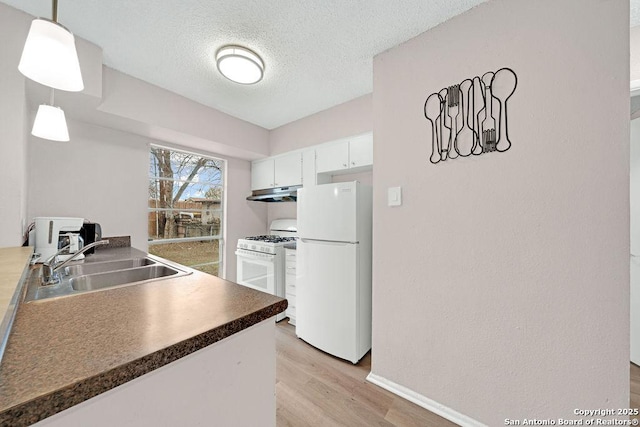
[[62, 258, 155, 276], [70, 265, 181, 292], [23, 256, 192, 302]]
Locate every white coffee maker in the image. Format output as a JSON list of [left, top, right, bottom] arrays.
[[30, 217, 84, 263]]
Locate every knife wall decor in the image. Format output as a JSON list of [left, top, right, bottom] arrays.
[[424, 67, 517, 164]]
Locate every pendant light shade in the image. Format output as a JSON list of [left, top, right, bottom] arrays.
[[31, 104, 70, 142], [18, 18, 84, 92], [216, 45, 264, 85]]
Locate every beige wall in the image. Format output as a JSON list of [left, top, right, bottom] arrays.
[[27, 120, 150, 251], [0, 6, 30, 247], [631, 118, 640, 364], [98, 68, 270, 161], [632, 26, 640, 84], [224, 157, 268, 280], [371, 0, 629, 424], [25, 119, 265, 283], [269, 93, 372, 156], [27, 121, 149, 248]]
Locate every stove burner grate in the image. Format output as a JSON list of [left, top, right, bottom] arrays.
[[244, 235, 296, 243]]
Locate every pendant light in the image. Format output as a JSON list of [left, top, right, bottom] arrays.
[[18, 0, 84, 92], [216, 45, 264, 85], [31, 89, 69, 142]]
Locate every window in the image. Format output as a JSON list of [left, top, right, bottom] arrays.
[[148, 145, 224, 277]]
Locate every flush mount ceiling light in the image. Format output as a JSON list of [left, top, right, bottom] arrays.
[[31, 90, 69, 142], [216, 45, 264, 85], [18, 0, 84, 92]]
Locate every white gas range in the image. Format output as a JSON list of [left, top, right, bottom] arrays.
[[235, 219, 297, 322]]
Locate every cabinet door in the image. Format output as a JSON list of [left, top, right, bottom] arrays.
[[316, 140, 349, 173], [302, 150, 316, 187], [349, 134, 373, 168], [274, 152, 302, 187], [251, 158, 274, 190]]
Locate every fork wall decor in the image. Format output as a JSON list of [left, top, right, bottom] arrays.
[[424, 67, 518, 164]]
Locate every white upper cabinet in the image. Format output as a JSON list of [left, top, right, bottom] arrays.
[[251, 133, 372, 191], [348, 134, 373, 168], [251, 152, 302, 190], [315, 133, 373, 174], [251, 158, 275, 190], [302, 150, 317, 187], [316, 140, 350, 174], [274, 152, 302, 187]]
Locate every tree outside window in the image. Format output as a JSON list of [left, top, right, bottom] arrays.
[[148, 146, 224, 276]]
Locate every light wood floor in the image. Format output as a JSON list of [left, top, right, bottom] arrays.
[[275, 320, 457, 426], [277, 322, 640, 426]]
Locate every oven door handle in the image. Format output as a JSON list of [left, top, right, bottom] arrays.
[[235, 249, 276, 259]]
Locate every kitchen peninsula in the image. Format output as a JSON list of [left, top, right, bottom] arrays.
[[0, 245, 286, 426]]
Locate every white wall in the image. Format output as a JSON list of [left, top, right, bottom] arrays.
[[631, 118, 640, 365], [0, 6, 30, 247], [632, 26, 640, 85], [269, 94, 372, 156], [26, 121, 265, 282], [223, 157, 267, 281], [371, 0, 629, 425], [27, 120, 150, 250], [98, 67, 270, 161]]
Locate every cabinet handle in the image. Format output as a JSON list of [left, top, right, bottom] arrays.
[[343, 163, 347, 167], [287, 266, 296, 270], [351, 162, 355, 166]]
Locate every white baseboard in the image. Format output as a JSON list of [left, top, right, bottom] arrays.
[[365, 372, 486, 427]]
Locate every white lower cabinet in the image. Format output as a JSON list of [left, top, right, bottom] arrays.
[[285, 248, 297, 325]]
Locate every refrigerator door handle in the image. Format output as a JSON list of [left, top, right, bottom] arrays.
[[300, 238, 359, 245]]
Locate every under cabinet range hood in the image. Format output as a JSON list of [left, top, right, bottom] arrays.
[[246, 185, 301, 202]]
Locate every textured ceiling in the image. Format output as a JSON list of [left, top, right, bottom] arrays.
[[5, 1, 638, 129], [1, 0, 492, 130]]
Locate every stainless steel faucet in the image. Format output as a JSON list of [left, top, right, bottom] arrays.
[[42, 240, 110, 286]]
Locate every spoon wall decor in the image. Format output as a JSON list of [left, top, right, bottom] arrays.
[[491, 67, 518, 152], [424, 92, 443, 164], [423, 67, 518, 164]]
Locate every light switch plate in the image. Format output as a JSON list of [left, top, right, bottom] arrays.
[[388, 187, 402, 207]]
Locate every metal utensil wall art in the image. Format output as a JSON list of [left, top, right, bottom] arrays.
[[424, 67, 517, 164]]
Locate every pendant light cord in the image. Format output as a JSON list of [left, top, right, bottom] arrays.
[[52, 0, 58, 22], [49, 89, 55, 106]]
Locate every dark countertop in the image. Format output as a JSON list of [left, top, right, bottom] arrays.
[[0, 247, 287, 426]]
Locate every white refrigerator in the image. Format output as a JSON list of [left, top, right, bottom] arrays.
[[296, 181, 372, 364]]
